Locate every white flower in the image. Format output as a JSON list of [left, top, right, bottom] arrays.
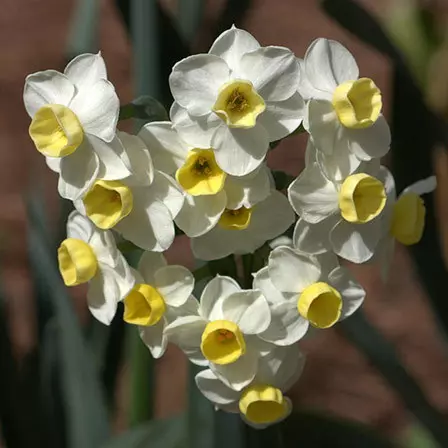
[[24, 53, 130, 200], [73, 131, 184, 252], [57, 211, 134, 325], [191, 190, 294, 261], [253, 247, 365, 342], [169, 26, 304, 176], [299, 39, 391, 173], [288, 144, 394, 263], [374, 175, 436, 279], [139, 122, 271, 238], [195, 345, 305, 428], [165, 275, 272, 391], [122, 251, 196, 359]]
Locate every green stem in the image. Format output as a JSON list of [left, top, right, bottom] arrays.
[[127, 326, 154, 426]]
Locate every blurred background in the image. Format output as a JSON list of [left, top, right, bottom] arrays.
[[2, 0, 448, 447]]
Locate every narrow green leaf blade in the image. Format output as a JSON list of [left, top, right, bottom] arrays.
[[341, 311, 448, 446]]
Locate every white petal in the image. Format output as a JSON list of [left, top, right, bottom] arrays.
[[138, 251, 167, 284], [403, 175, 437, 196], [175, 193, 226, 238], [23, 71, 74, 117], [64, 52, 107, 90], [211, 349, 258, 391], [287, 163, 339, 223], [315, 251, 340, 277], [347, 115, 391, 161], [212, 123, 269, 176], [66, 210, 94, 241], [195, 369, 239, 405], [222, 290, 271, 334], [115, 187, 175, 251], [166, 295, 200, 322], [164, 315, 206, 352], [45, 156, 61, 173], [256, 345, 305, 391], [330, 219, 382, 264], [224, 165, 271, 209], [154, 265, 194, 307], [200, 275, 240, 320], [87, 265, 121, 325], [253, 266, 294, 305], [191, 226, 246, 261], [88, 228, 119, 267], [258, 92, 305, 141], [317, 138, 361, 182], [292, 217, 333, 255], [116, 131, 154, 186], [268, 246, 321, 293], [328, 267, 365, 319], [238, 46, 300, 102], [247, 190, 295, 241], [209, 26, 260, 72], [170, 103, 221, 150], [169, 54, 230, 116], [305, 38, 359, 93], [58, 141, 99, 200], [150, 170, 184, 219], [69, 79, 119, 142], [306, 99, 339, 155], [91, 135, 132, 181], [261, 302, 309, 346], [297, 58, 325, 101], [138, 121, 188, 174], [139, 320, 168, 359]]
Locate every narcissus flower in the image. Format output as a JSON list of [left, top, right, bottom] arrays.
[[139, 122, 271, 238], [57, 211, 134, 325], [299, 39, 390, 173], [24, 53, 130, 200], [191, 190, 294, 261], [169, 26, 304, 176], [165, 275, 272, 391], [288, 145, 394, 263], [195, 345, 305, 428], [74, 131, 184, 251], [252, 246, 365, 342], [123, 251, 196, 359], [374, 175, 436, 279]]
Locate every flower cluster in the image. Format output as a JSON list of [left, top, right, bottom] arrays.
[[24, 26, 435, 428]]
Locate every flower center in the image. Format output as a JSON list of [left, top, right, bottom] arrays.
[[58, 238, 98, 286], [390, 193, 425, 245], [218, 207, 252, 230], [213, 79, 266, 129], [176, 149, 226, 196], [29, 104, 84, 157], [332, 78, 382, 129], [201, 320, 246, 365], [338, 173, 386, 223], [298, 282, 342, 329], [239, 385, 288, 425], [83, 180, 134, 229], [123, 284, 166, 326]]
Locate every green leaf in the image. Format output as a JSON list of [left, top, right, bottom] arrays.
[[177, 0, 205, 43], [27, 202, 110, 448], [67, 0, 99, 58], [119, 96, 168, 123], [187, 364, 214, 448], [102, 415, 185, 448], [341, 311, 448, 446]]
